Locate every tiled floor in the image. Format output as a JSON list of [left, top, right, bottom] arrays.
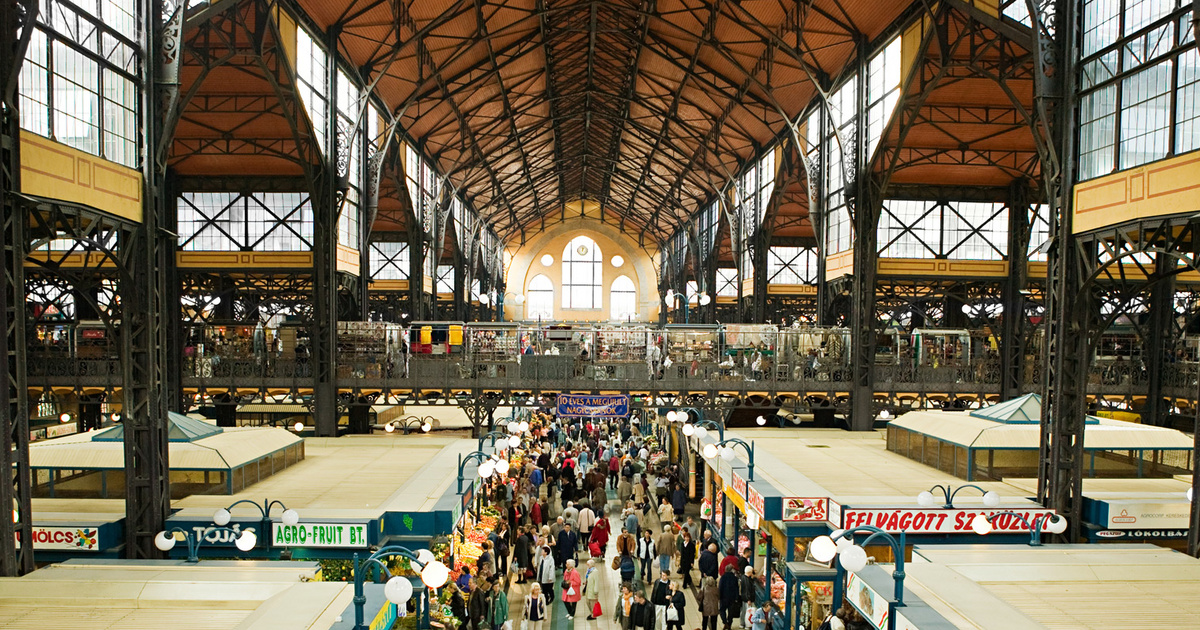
[[502, 491, 731, 630]]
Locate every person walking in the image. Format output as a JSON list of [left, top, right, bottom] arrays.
[[699, 576, 720, 630], [637, 529, 657, 582], [699, 543, 719, 580], [718, 565, 740, 630], [467, 577, 489, 630], [616, 526, 637, 557], [738, 567, 757, 628], [448, 582, 467, 629], [590, 513, 611, 556], [583, 558, 601, 620], [656, 524, 676, 575], [523, 584, 548, 630], [678, 530, 697, 588], [514, 525, 532, 584], [665, 581, 686, 630], [657, 496, 675, 526], [487, 578, 509, 630], [650, 571, 671, 630], [630, 591, 654, 630], [562, 559, 583, 619], [615, 583, 636, 630], [557, 522, 579, 568], [536, 545, 557, 602]]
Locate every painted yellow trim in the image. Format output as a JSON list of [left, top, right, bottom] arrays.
[[766, 284, 818, 295], [176, 251, 314, 268], [24, 251, 116, 268], [20, 132, 143, 223], [1073, 151, 1200, 233], [877, 257, 1009, 277], [370, 279, 409, 291]]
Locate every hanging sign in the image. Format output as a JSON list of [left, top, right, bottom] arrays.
[[746, 485, 765, 516], [556, 394, 629, 418], [841, 507, 1055, 534], [730, 471, 747, 500], [782, 498, 829, 522]]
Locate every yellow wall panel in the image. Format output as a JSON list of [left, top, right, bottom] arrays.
[[336, 244, 360, 276], [877, 257, 1008, 278], [825, 249, 854, 281], [20, 132, 142, 222], [370, 280, 409, 292], [1073, 152, 1200, 233], [276, 7, 298, 71]]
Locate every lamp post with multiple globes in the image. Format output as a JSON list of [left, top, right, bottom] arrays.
[[349, 545, 450, 630]]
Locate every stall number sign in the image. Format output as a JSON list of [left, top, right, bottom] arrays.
[[273, 523, 369, 548], [15, 526, 99, 551], [841, 508, 1055, 534]]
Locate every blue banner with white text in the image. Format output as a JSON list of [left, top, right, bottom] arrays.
[[556, 394, 630, 418]]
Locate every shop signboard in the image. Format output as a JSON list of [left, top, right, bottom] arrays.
[[1098, 500, 1190, 529], [15, 526, 100, 551], [846, 571, 889, 630], [1090, 528, 1188, 540], [894, 609, 918, 630], [841, 507, 1055, 534], [782, 498, 829, 522], [730, 471, 747, 500], [45, 423, 78, 439], [746, 484, 765, 516], [556, 394, 629, 418], [273, 523, 370, 548], [724, 483, 746, 512], [828, 500, 843, 528]]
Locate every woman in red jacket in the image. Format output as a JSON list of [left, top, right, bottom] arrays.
[[589, 514, 611, 556], [561, 559, 583, 619]]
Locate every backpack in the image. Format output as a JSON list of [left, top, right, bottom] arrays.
[[770, 611, 786, 630]]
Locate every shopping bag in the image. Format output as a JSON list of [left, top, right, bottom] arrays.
[[590, 542, 602, 557], [611, 556, 621, 570], [593, 602, 603, 617], [666, 607, 679, 622], [566, 586, 577, 597]]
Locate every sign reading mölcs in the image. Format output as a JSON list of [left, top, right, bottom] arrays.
[[15, 526, 99, 551], [273, 523, 369, 548], [841, 508, 1056, 534], [556, 394, 629, 418]]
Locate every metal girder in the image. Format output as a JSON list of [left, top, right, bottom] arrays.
[[0, 0, 35, 566]]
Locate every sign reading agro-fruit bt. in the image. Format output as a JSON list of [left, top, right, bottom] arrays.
[[556, 394, 629, 418], [840, 507, 1056, 534], [273, 522, 369, 548]]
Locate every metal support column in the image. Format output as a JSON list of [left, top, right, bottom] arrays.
[[1031, 0, 1087, 542], [848, 39, 878, 431], [121, 0, 176, 559], [1000, 181, 1030, 401], [1142, 253, 1176, 426], [0, 0, 35, 567], [312, 25, 342, 437]]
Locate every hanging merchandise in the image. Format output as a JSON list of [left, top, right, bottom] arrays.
[[700, 498, 713, 520]]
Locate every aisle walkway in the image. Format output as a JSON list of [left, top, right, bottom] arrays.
[[502, 490, 718, 630]]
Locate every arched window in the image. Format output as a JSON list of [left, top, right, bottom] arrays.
[[562, 235, 602, 309], [527, 274, 554, 321], [610, 275, 637, 321]]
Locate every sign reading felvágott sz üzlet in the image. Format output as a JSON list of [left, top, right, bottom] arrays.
[[273, 523, 369, 548]]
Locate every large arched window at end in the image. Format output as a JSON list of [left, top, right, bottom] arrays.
[[610, 275, 637, 321], [562, 235, 602, 309], [527, 274, 554, 321]]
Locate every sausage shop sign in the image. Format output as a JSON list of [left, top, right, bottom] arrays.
[[841, 507, 1056, 534], [273, 522, 369, 548]]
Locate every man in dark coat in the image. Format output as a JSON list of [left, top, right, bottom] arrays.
[[513, 525, 532, 583], [557, 522, 579, 568], [698, 542, 719, 579], [467, 577, 490, 630], [630, 591, 655, 630], [718, 565, 740, 630]]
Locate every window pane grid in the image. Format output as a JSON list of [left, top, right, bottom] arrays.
[[562, 235, 603, 309]]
